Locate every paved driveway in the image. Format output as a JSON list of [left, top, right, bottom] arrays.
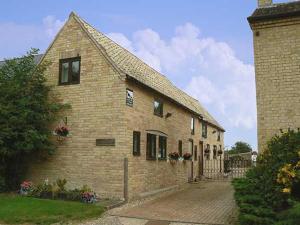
[[110, 181, 237, 225]]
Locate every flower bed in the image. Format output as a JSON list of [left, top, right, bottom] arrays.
[[19, 179, 97, 204]]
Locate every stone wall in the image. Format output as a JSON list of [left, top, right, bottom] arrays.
[[27, 16, 127, 199], [27, 14, 224, 200], [125, 80, 224, 199], [251, 17, 300, 151]]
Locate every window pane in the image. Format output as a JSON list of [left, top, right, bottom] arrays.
[[189, 140, 193, 154], [147, 133, 156, 160], [71, 60, 80, 83], [154, 99, 163, 116], [191, 118, 195, 134], [133, 131, 140, 156], [159, 136, 167, 159], [61, 62, 69, 83], [126, 89, 133, 106]]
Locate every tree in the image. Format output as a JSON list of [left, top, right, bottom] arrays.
[[0, 49, 68, 191], [228, 141, 252, 154]]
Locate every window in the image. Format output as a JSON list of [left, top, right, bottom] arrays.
[[202, 122, 208, 138], [189, 139, 193, 155], [178, 140, 183, 157], [217, 131, 221, 141], [133, 131, 140, 156], [158, 136, 167, 160], [191, 117, 195, 135], [194, 146, 198, 161], [147, 133, 156, 160], [206, 144, 210, 160], [154, 99, 163, 117], [126, 89, 133, 107], [213, 145, 217, 159], [59, 57, 80, 85]]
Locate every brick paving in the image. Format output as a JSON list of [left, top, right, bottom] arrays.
[[110, 181, 237, 225]]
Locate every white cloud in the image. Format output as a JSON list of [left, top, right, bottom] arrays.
[[0, 16, 64, 59], [107, 23, 256, 130], [43, 15, 65, 39]]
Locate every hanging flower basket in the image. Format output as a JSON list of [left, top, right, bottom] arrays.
[[218, 150, 223, 155], [183, 152, 192, 160], [54, 126, 70, 142], [204, 149, 210, 154]]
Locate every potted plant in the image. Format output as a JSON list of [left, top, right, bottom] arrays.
[[168, 152, 180, 160], [218, 149, 223, 155], [183, 152, 192, 160]]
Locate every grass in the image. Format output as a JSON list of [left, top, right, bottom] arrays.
[[0, 194, 104, 225]]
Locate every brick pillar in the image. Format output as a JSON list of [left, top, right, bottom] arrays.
[[258, 0, 272, 7]]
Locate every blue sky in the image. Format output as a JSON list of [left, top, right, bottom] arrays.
[[0, 0, 266, 150]]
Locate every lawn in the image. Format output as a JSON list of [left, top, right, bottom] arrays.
[[0, 194, 104, 224]]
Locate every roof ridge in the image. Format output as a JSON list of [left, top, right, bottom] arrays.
[[72, 13, 171, 80]]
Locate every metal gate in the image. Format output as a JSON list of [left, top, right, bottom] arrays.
[[203, 156, 252, 180]]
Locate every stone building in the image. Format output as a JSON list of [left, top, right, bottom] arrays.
[[25, 12, 224, 200], [248, 0, 300, 152]]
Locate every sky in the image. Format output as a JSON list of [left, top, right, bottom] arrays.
[[1, 0, 287, 150]]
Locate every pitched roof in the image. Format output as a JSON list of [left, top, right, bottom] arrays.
[[55, 12, 224, 131], [248, 1, 300, 23]]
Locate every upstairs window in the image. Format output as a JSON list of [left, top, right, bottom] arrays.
[[158, 136, 167, 160], [146, 133, 156, 160], [217, 131, 221, 141], [191, 117, 195, 135], [202, 122, 208, 138], [126, 89, 133, 107], [178, 140, 183, 157], [133, 131, 140, 156], [206, 144, 210, 160], [59, 57, 80, 85], [189, 139, 194, 155], [154, 99, 163, 117], [213, 145, 217, 159]]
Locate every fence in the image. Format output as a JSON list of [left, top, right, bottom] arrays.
[[203, 157, 252, 180]]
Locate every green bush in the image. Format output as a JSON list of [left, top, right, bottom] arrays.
[[0, 49, 69, 191], [0, 176, 6, 193], [276, 202, 300, 225], [239, 213, 275, 225], [233, 130, 300, 224]]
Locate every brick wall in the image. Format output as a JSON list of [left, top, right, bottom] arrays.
[[125, 80, 224, 198], [27, 14, 224, 200], [251, 17, 300, 151], [27, 16, 127, 199]]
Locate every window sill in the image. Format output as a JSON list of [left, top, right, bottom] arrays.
[[158, 158, 167, 161], [146, 158, 156, 161], [58, 82, 80, 86], [133, 153, 140, 157], [154, 113, 163, 118]]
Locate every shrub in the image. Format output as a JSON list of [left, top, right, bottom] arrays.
[[0, 49, 69, 190], [0, 175, 6, 193], [233, 130, 300, 224]]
